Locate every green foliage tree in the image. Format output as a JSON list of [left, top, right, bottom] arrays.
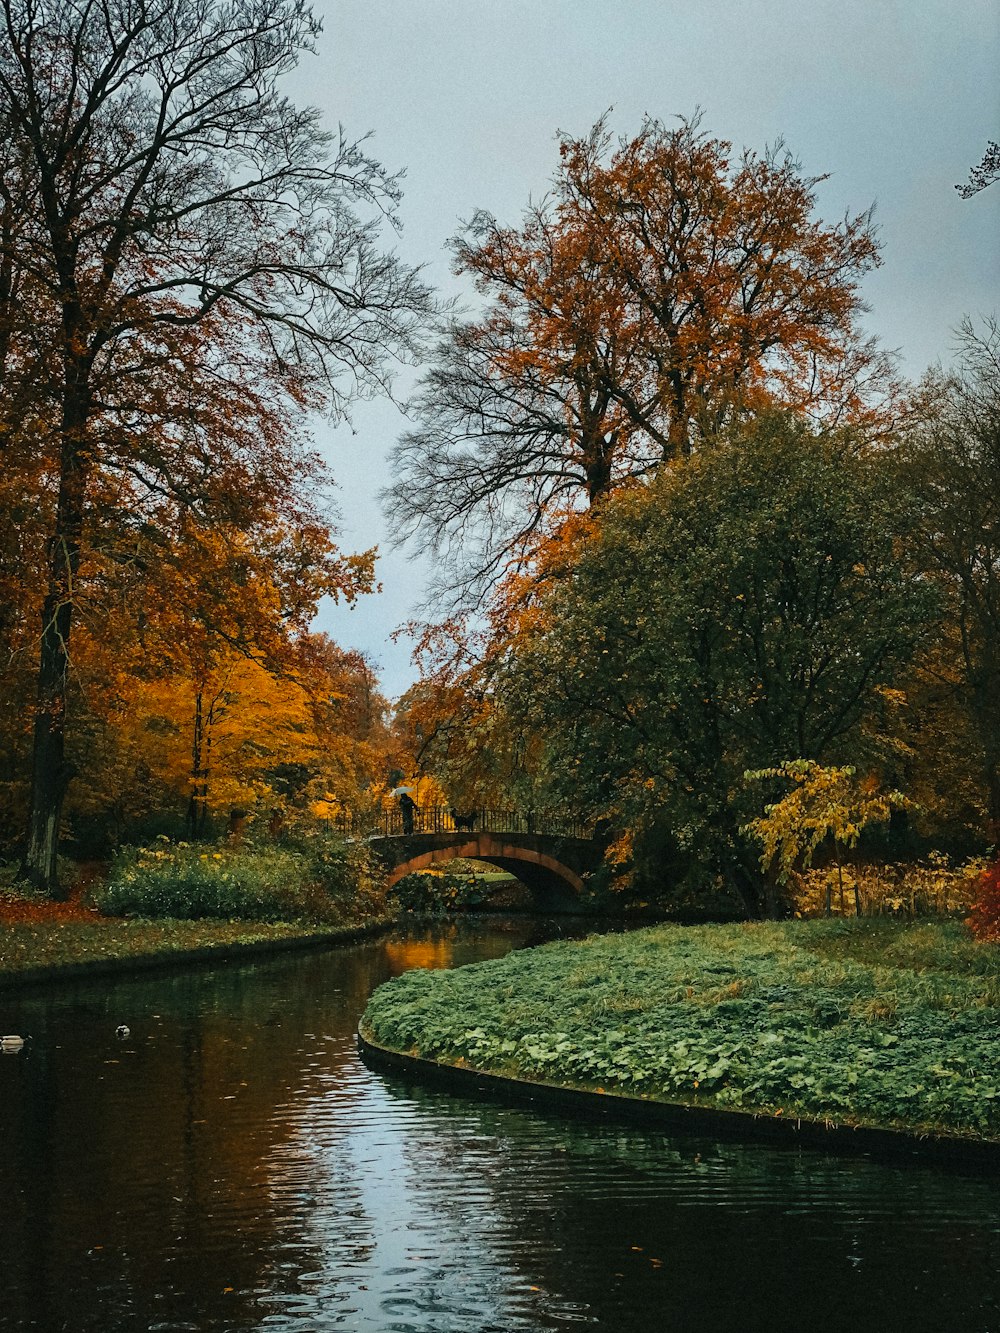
[[509, 414, 937, 916], [901, 319, 1000, 843]]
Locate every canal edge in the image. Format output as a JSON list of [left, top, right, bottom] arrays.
[[356, 1022, 1000, 1171], [0, 916, 397, 993]]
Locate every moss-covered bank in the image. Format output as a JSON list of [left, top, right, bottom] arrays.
[[362, 919, 1000, 1144]]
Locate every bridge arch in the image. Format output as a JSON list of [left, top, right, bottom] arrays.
[[383, 833, 585, 900]]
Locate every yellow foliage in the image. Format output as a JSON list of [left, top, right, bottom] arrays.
[[744, 759, 913, 883]]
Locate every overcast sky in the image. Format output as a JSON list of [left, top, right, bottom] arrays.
[[291, 0, 1000, 700]]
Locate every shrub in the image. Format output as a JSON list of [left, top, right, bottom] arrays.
[[94, 837, 387, 925], [967, 860, 1000, 941], [792, 856, 983, 919], [390, 869, 493, 913]]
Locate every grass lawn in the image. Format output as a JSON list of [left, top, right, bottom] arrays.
[[362, 918, 1000, 1141], [0, 917, 387, 982], [0, 874, 390, 984]]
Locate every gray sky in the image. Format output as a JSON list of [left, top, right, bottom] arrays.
[[295, 0, 1000, 699]]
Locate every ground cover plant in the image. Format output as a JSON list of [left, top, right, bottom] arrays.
[[363, 920, 1000, 1140]]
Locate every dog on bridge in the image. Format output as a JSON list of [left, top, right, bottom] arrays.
[[450, 808, 478, 832]]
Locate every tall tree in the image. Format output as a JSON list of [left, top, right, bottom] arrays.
[[387, 114, 892, 605], [902, 319, 1000, 841], [0, 0, 431, 890]]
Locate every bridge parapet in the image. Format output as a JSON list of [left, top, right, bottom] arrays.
[[332, 805, 589, 840]]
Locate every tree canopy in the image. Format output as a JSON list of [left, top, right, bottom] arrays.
[[387, 114, 893, 606], [504, 414, 936, 913], [0, 0, 432, 889], [900, 320, 1000, 841]]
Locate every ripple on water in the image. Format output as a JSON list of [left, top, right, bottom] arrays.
[[0, 920, 999, 1333]]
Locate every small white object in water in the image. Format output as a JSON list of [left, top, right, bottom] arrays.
[[1, 1035, 25, 1052], [115, 1025, 130, 1039]]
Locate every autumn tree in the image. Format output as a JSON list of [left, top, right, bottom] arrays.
[[58, 618, 397, 848], [390, 618, 549, 813], [743, 761, 911, 915], [506, 415, 935, 916], [387, 114, 893, 605], [0, 0, 431, 890]]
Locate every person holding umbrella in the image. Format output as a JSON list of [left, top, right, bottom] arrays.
[[392, 786, 417, 835]]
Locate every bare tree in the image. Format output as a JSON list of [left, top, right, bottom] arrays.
[[0, 0, 432, 891], [957, 141, 1000, 197]]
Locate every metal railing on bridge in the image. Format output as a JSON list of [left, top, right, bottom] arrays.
[[329, 806, 590, 840]]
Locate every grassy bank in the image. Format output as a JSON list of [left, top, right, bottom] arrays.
[[0, 914, 395, 986], [0, 839, 394, 986], [363, 919, 1000, 1141]]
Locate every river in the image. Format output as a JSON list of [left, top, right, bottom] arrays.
[[0, 916, 997, 1332]]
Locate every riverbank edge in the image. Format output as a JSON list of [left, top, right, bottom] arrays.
[[357, 1022, 1000, 1169], [0, 915, 397, 992]]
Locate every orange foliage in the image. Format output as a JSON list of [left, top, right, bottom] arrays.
[[967, 862, 1000, 942], [61, 624, 395, 841], [387, 114, 899, 814], [439, 111, 898, 545]]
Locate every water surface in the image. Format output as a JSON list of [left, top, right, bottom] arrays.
[[0, 917, 997, 1332]]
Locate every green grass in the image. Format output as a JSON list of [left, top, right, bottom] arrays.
[[0, 915, 389, 981], [362, 918, 1000, 1140], [0, 915, 390, 975]]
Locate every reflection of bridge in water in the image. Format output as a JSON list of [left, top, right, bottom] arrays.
[[335, 808, 602, 911]]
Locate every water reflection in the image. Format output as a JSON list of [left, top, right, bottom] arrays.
[[0, 919, 998, 1332]]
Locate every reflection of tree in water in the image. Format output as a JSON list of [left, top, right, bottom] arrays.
[[0, 920, 555, 1331], [381, 1083, 1000, 1332], [7, 922, 992, 1331], [383, 936, 457, 973], [381, 917, 594, 978], [0, 958, 376, 1330]]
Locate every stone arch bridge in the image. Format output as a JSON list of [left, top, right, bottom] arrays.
[[357, 809, 603, 911]]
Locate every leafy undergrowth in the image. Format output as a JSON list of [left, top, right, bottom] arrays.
[[363, 919, 1000, 1140], [0, 858, 388, 977], [94, 838, 386, 925], [391, 865, 521, 913]]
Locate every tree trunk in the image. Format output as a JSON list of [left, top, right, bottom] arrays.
[[728, 860, 766, 919], [23, 619, 77, 897], [186, 689, 209, 839], [22, 386, 89, 897], [985, 755, 1000, 851]]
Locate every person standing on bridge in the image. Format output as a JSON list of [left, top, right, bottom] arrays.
[[398, 791, 417, 836]]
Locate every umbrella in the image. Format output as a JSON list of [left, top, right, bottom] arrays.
[[390, 786, 415, 797]]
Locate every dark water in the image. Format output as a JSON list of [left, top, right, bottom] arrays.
[[0, 917, 998, 1333]]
